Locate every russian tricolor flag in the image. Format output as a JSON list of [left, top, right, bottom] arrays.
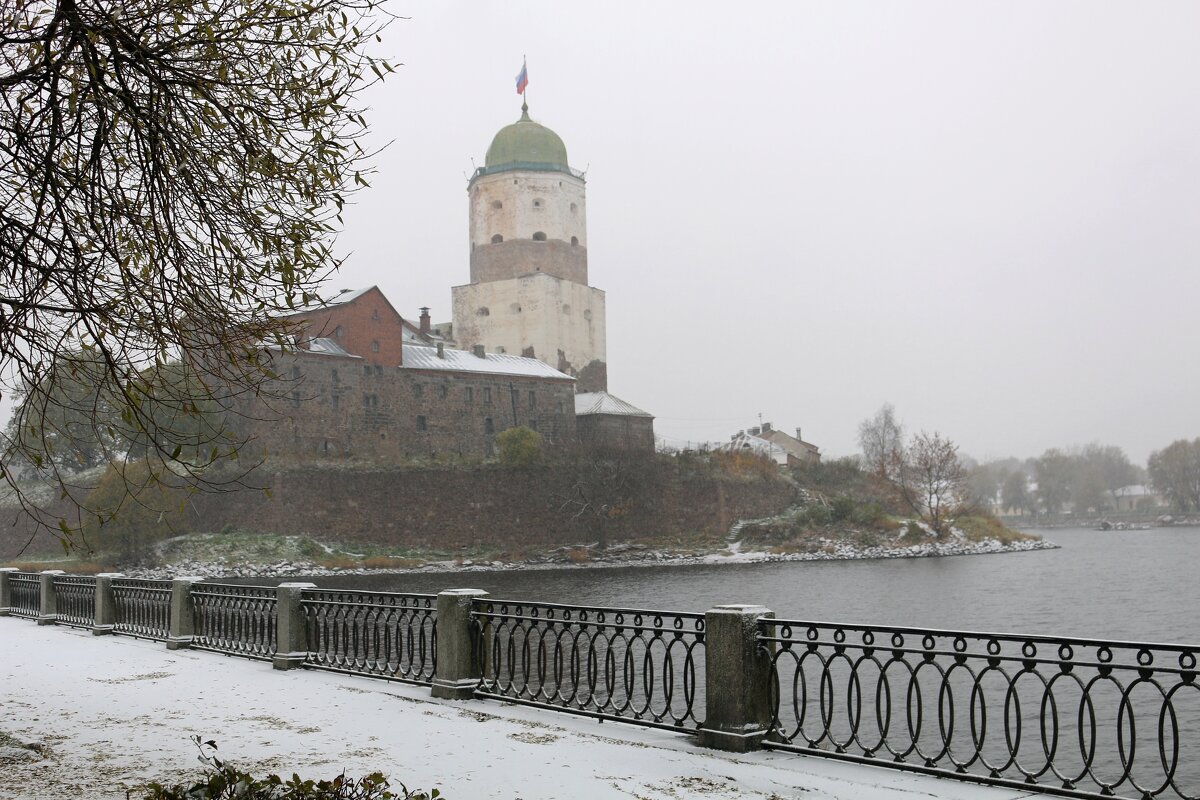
[[516, 60, 529, 95]]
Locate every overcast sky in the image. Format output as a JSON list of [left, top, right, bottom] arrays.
[[325, 1, 1199, 464]]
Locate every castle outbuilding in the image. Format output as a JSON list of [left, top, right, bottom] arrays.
[[451, 102, 608, 393]]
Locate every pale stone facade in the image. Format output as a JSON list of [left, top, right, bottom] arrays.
[[452, 106, 608, 392]]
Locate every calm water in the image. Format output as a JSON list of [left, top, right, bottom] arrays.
[[298, 526, 1200, 643]]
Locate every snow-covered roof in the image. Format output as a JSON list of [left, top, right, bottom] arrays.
[[306, 337, 360, 358], [401, 344, 573, 380], [574, 391, 653, 417], [1114, 484, 1153, 497]]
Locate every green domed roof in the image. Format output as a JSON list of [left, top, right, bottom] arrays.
[[484, 105, 569, 169]]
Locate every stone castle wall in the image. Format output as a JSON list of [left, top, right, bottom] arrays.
[[240, 348, 577, 462]]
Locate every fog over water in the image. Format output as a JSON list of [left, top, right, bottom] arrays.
[[323, 1, 1200, 462]]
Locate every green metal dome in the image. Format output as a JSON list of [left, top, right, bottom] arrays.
[[484, 104, 569, 169]]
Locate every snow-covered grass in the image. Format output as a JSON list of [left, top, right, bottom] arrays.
[[0, 621, 1034, 800]]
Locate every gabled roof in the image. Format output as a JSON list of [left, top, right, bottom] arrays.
[[400, 344, 573, 380], [574, 391, 653, 418]]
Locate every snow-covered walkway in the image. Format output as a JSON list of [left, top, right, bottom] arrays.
[[0, 622, 1040, 799]]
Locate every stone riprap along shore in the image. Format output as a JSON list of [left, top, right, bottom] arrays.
[[115, 531, 1057, 580]]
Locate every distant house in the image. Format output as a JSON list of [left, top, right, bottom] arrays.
[[725, 422, 820, 466], [1113, 485, 1167, 513]]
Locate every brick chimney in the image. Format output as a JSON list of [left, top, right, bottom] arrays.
[[419, 307, 431, 335], [795, 427, 803, 442], [761, 422, 772, 433], [436, 342, 445, 359], [473, 344, 486, 358]]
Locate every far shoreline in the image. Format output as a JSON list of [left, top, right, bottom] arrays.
[[118, 535, 1062, 582]]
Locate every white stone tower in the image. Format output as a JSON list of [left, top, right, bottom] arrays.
[[451, 102, 607, 392]]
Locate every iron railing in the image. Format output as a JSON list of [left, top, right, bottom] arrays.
[[52, 575, 96, 628], [472, 599, 706, 731], [112, 579, 172, 641], [758, 619, 1200, 800], [300, 589, 436, 684], [8, 572, 39, 618], [190, 583, 277, 660]]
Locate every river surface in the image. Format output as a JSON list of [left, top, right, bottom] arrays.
[[293, 526, 1200, 644]]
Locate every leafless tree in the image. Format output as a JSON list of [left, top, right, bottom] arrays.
[[857, 403, 904, 481], [894, 431, 966, 535], [1, 0, 394, 548]]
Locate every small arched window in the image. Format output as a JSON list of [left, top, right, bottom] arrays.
[[570, 236, 579, 246], [532, 231, 547, 241], [491, 200, 503, 209], [570, 203, 578, 213], [491, 234, 503, 244], [476, 306, 490, 317]]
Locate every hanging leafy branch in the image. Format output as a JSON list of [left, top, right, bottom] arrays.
[[0, 0, 396, 548]]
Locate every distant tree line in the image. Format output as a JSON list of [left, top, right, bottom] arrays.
[[856, 404, 1200, 517]]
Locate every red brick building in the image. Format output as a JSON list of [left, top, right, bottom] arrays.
[[234, 287, 577, 460]]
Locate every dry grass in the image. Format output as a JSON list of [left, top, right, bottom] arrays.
[[566, 548, 591, 563], [360, 555, 421, 570], [956, 515, 1036, 544]]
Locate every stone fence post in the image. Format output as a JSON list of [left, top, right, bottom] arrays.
[[167, 576, 204, 650], [699, 604, 775, 753], [432, 589, 488, 700], [0, 568, 17, 616], [273, 582, 317, 670], [37, 570, 65, 626], [93, 573, 124, 636]]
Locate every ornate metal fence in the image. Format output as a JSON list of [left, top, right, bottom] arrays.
[[9, 573, 40, 619], [472, 599, 706, 731], [112, 579, 172, 640], [300, 590, 436, 684], [190, 583, 277, 660], [758, 619, 1200, 800], [51, 575, 96, 628]]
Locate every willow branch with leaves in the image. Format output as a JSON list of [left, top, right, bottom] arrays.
[[0, 0, 395, 549]]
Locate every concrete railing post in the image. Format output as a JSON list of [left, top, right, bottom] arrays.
[[273, 582, 317, 670], [432, 589, 488, 700], [699, 605, 775, 753], [0, 568, 17, 616], [167, 576, 204, 650], [93, 573, 124, 636], [37, 570, 65, 626]]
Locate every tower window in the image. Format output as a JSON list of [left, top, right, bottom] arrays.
[[491, 234, 503, 244], [571, 236, 579, 246], [509, 303, 521, 314], [491, 200, 502, 209], [532, 199, 542, 209], [570, 203, 577, 213], [561, 304, 571, 315], [476, 306, 490, 316], [532, 231, 547, 241]]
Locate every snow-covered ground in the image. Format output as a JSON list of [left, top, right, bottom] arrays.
[[0, 621, 1042, 800]]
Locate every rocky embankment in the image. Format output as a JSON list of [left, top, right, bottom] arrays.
[[115, 531, 1058, 580]]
